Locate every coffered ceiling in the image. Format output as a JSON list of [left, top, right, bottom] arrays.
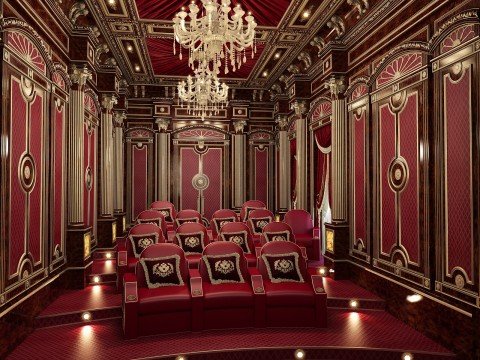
[[85, 0, 381, 90]]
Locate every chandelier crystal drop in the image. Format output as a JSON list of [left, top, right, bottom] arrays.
[[177, 65, 229, 121], [173, 0, 257, 75]]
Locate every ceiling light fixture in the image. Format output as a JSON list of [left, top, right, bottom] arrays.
[[134, 64, 141, 72], [178, 65, 229, 121], [262, 71, 268, 77], [302, 10, 310, 19], [274, 52, 281, 59], [173, 0, 257, 75], [126, 43, 134, 53]]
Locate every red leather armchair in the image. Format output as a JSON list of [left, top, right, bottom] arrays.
[[175, 209, 202, 230], [117, 224, 165, 291], [284, 210, 320, 261], [136, 210, 167, 239], [123, 243, 196, 339], [258, 241, 327, 328], [218, 222, 257, 267], [150, 201, 176, 232], [174, 222, 211, 269], [246, 209, 274, 245], [240, 200, 266, 222], [198, 242, 258, 329], [209, 209, 238, 241]]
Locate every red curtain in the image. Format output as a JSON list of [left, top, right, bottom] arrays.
[[290, 138, 297, 201], [314, 124, 332, 208]]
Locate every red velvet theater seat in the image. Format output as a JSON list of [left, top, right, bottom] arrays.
[[240, 200, 266, 222], [258, 241, 327, 328], [175, 209, 203, 230], [136, 210, 168, 239], [210, 209, 238, 241], [246, 209, 274, 246], [117, 224, 165, 291], [284, 210, 320, 261], [218, 222, 257, 267], [198, 242, 257, 329], [259, 221, 295, 246], [150, 201, 176, 232], [174, 222, 211, 269], [123, 243, 196, 339]]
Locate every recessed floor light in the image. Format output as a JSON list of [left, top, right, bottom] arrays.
[[92, 276, 101, 284], [349, 300, 359, 308], [82, 312, 92, 321], [294, 349, 305, 359], [402, 353, 414, 360], [406, 294, 423, 303]]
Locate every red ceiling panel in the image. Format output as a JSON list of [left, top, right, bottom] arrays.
[[147, 38, 265, 79], [135, 0, 291, 27]]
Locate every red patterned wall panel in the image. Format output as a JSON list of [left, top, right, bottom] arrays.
[[132, 145, 148, 220], [380, 104, 397, 256], [28, 92, 44, 265], [398, 93, 419, 263], [354, 111, 366, 247], [89, 129, 96, 231], [53, 107, 64, 255], [444, 67, 473, 279], [83, 125, 89, 226], [202, 148, 223, 219], [84, 123, 96, 232], [9, 78, 27, 275], [255, 147, 269, 204], [180, 148, 199, 211]]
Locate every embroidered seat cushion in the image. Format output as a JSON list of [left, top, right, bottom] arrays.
[[154, 207, 173, 223], [139, 255, 184, 289], [137, 217, 163, 227], [129, 233, 159, 258], [212, 217, 236, 233], [176, 231, 205, 254], [264, 230, 291, 243], [202, 253, 245, 284], [261, 252, 304, 283], [249, 217, 272, 235], [220, 231, 251, 254], [243, 206, 265, 221], [176, 217, 200, 227]]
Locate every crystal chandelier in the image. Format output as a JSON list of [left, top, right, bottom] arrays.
[[173, 0, 257, 75], [177, 66, 229, 121]]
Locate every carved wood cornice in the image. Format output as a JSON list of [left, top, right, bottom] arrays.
[[429, 10, 480, 50]]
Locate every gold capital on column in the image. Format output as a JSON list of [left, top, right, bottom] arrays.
[[276, 115, 289, 131], [102, 94, 118, 112], [233, 120, 247, 134], [155, 117, 170, 133], [114, 111, 127, 127], [70, 65, 92, 87]]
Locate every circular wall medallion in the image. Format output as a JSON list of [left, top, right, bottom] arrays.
[[454, 274, 465, 289], [388, 157, 409, 192], [85, 167, 92, 190], [192, 173, 209, 191], [19, 153, 36, 192]]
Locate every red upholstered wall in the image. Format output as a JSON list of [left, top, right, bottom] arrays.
[[180, 147, 199, 211], [444, 67, 473, 278], [254, 147, 269, 205], [52, 104, 65, 264], [132, 145, 148, 220], [353, 111, 366, 251], [379, 104, 396, 256], [202, 148, 223, 219]]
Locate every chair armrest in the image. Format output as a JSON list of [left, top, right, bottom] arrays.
[[190, 277, 203, 298], [313, 228, 320, 239], [311, 275, 325, 294], [124, 273, 138, 303], [255, 247, 262, 260], [117, 251, 128, 267], [299, 246, 308, 260], [123, 273, 138, 339], [251, 274, 265, 294]]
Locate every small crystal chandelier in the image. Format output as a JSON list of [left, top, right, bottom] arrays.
[[177, 66, 229, 121], [173, 0, 257, 75]]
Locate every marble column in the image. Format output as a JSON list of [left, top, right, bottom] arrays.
[[232, 120, 247, 209], [326, 76, 348, 223], [294, 101, 308, 210], [113, 111, 126, 213], [68, 65, 92, 225], [276, 116, 290, 211], [155, 118, 171, 201]]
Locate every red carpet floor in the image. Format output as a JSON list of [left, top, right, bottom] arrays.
[[9, 309, 454, 360]]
